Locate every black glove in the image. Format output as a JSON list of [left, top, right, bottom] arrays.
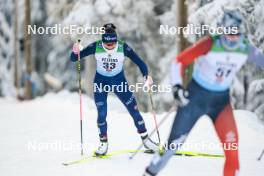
[[172, 84, 189, 107]]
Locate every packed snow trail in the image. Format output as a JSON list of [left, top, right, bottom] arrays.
[[0, 91, 263, 176]]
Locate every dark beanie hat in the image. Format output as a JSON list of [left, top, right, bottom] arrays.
[[102, 23, 117, 43]]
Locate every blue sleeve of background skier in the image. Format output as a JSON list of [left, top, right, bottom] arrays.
[[70, 42, 96, 62], [247, 45, 264, 69], [124, 43, 148, 77]]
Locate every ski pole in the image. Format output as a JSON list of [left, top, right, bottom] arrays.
[[148, 91, 161, 144], [76, 39, 84, 156], [257, 149, 264, 161], [129, 105, 176, 160]]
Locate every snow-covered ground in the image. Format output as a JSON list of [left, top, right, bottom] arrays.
[[0, 91, 263, 176]]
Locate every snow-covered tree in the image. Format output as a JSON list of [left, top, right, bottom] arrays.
[[45, 0, 178, 111], [0, 0, 263, 119]]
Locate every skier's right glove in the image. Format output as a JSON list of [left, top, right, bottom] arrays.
[[172, 84, 189, 107], [72, 43, 83, 54]]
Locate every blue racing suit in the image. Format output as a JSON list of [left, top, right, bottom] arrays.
[[71, 40, 148, 137]]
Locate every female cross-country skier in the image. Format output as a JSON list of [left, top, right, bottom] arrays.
[[71, 23, 158, 156], [144, 10, 263, 176]]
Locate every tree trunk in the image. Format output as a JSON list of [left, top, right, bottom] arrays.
[[24, 0, 32, 99], [177, 0, 192, 88], [14, 0, 19, 90], [178, 0, 188, 52]]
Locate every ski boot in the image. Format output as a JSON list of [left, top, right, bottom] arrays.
[[143, 168, 156, 176], [140, 132, 159, 152], [94, 136, 108, 156]]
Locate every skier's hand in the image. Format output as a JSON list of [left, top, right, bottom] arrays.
[[72, 43, 83, 54], [144, 75, 153, 88], [172, 84, 189, 107]]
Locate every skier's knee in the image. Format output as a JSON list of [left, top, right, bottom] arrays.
[[96, 101, 107, 118]]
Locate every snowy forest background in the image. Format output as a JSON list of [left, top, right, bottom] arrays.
[[0, 0, 264, 122]]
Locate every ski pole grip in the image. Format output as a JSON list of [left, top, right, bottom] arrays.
[[77, 39, 81, 58]]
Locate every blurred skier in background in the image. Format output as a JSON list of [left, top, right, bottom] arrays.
[[144, 10, 264, 176], [70, 23, 158, 156]]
